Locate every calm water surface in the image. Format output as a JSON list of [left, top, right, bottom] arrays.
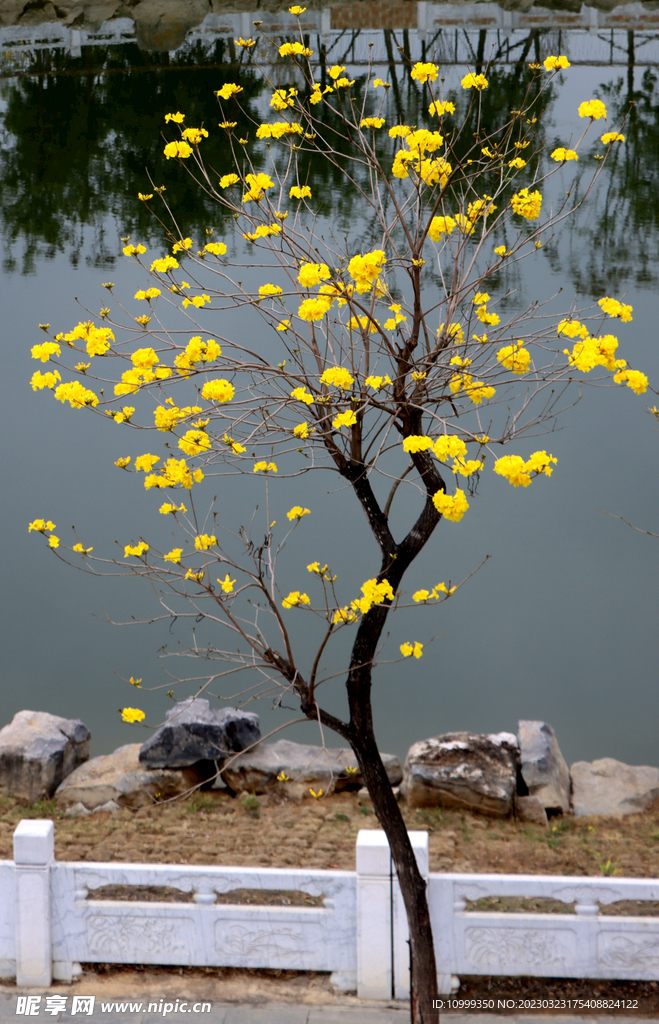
[[1, 19, 658, 769]]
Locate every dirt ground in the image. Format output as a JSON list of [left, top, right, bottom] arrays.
[[3, 789, 659, 1013], [2, 788, 659, 878]]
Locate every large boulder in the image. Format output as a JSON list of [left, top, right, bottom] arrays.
[[402, 731, 519, 817], [131, 0, 210, 50], [139, 698, 260, 768], [55, 744, 208, 810], [571, 757, 659, 819], [222, 739, 402, 799], [0, 710, 90, 802], [518, 720, 570, 813]]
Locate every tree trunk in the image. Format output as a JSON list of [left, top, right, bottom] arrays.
[[350, 722, 440, 1023]]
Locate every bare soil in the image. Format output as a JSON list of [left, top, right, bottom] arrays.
[[2, 789, 659, 1012]]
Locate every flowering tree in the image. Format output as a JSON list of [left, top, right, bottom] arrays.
[[28, 13, 646, 1021]]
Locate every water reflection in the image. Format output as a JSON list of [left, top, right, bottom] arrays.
[[2, 25, 657, 292]]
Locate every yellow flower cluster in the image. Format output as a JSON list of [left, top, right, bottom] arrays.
[[254, 461, 277, 473], [497, 341, 531, 375], [410, 62, 438, 83], [243, 172, 274, 202], [202, 380, 234, 403], [551, 148, 578, 162], [511, 188, 542, 220], [216, 83, 243, 100], [351, 577, 394, 615], [290, 185, 312, 199], [320, 366, 354, 389], [279, 42, 313, 57], [291, 387, 314, 404], [144, 458, 204, 490], [163, 141, 193, 160], [204, 242, 227, 256], [333, 410, 357, 429], [31, 341, 60, 362], [365, 374, 392, 390], [598, 296, 633, 321], [256, 122, 303, 140], [134, 453, 160, 472], [29, 519, 56, 533], [181, 127, 208, 145], [61, 320, 115, 357], [601, 132, 624, 144], [179, 429, 211, 456], [125, 541, 149, 557], [154, 403, 202, 431], [613, 368, 648, 394], [151, 255, 179, 273], [298, 297, 331, 321], [400, 641, 423, 659], [544, 55, 570, 70], [298, 262, 331, 287], [31, 370, 61, 391], [347, 250, 386, 294], [195, 534, 216, 550], [270, 88, 297, 110], [461, 72, 488, 90], [243, 224, 282, 242], [578, 99, 607, 120], [413, 582, 456, 601], [219, 173, 240, 189], [361, 117, 385, 129], [121, 708, 145, 723], [431, 489, 469, 522], [494, 451, 557, 487], [54, 381, 99, 408], [282, 591, 311, 609], [428, 101, 455, 117]]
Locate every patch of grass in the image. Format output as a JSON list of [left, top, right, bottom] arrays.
[[334, 813, 349, 822], [240, 792, 260, 817], [359, 805, 373, 815], [25, 798, 58, 818], [186, 793, 216, 814]]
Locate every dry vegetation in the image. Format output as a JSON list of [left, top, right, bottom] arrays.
[[1, 788, 657, 879]]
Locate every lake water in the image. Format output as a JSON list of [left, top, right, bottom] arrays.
[[2, 3, 658, 772]]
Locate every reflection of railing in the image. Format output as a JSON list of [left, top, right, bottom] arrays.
[[0, 6, 659, 69], [6, 819, 659, 1000]]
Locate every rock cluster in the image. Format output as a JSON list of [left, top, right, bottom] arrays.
[[2, 703, 658, 822]]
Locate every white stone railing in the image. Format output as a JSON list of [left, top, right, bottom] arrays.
[[2, 820, 659, 999]]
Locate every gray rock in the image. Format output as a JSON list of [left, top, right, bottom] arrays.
[[139, 697, 260, 769], [0, 710, 90, 802], [222, 739, 402, 800], [64, 802, 91, 818], [55, 744, 208, 810], [132, 0, 210, 50], [571, 757, 659, 819], [518, 720, 570, 813], [514, 794, 549, 827], [401, 731, 518, 817]]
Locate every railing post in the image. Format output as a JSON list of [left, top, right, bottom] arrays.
[[356, 830, 393, 999], [13, 820, 53, 987]]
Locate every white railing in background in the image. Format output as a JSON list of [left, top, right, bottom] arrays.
[[2, 819, 659, 1000], [1, 6, 659, 67]]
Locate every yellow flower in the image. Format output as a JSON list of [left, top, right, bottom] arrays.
[[428, 216, 456, 241], [333, 410, 357, 429], [432, 489, 469, 522], [578, 99, 607, 120], [291, 387, 314, 405], [360, 117, 385, 129], [413, 590, 430, 603], [282, 591, 311, 609], [204, 242, 227, 256], [185, 569, 205, 583], [216, 83, 243, 100], [309, 788, 323, 799], [400, 641, 423, 659], [598, 296, 632, 321], [551, 147, 578, 162], [134, 453, 160, 472], [373, 78, 388, 89], [114, 456, 131, 468], [218, 574, 236, 593], [164, 548, 183, 564], [287, 506, 311, 520], [159, 502, 187, 514], [129, 677, 142, 687], [472, 292, 490, 306], [320, 366, 354, 389], [298, 297, 331, 321], [494, 245, 508, 257], [164, 112, 185, 123], [428, 100, 455, 117], [124, 541, 149, 558], [179, 429, 211, 456], [403, 435, 434, 453], [365, 375, 392, 391], [328, 64, 345, 79], [181, 127, 208, 145], [494, 451, 557, 487], [508, 157, 526, 169], [121, 708, 145, 723], [47, 535, 60, 549], [461, 72, 488, 90], [298, 262, 331, 287], [279, 42, 313, 57], [195, 534, 217, 550], [497, 341, 531, 374], [277, 320, 292, 332], [290, 185, 312, 199], [510, 187, 542, 220], [219, 173, 240, 188], [601, 132, 625, 144], [31, 341, 61, 362], [235, 37, 256, 47], [163, 140, 193, 160], [614, 368, 648, 394], [544, 55, 570, 70], [150, 255, 179, 273], [410, 62, 438, 83], [202, 380, 235, 403], [31, 370, 62, 391], [54, 381, 99, 409], [254, 461, 277, 473], [259, 283, 283, 298], [289, 5, 306, 13], [293, 422, 310, 438]]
